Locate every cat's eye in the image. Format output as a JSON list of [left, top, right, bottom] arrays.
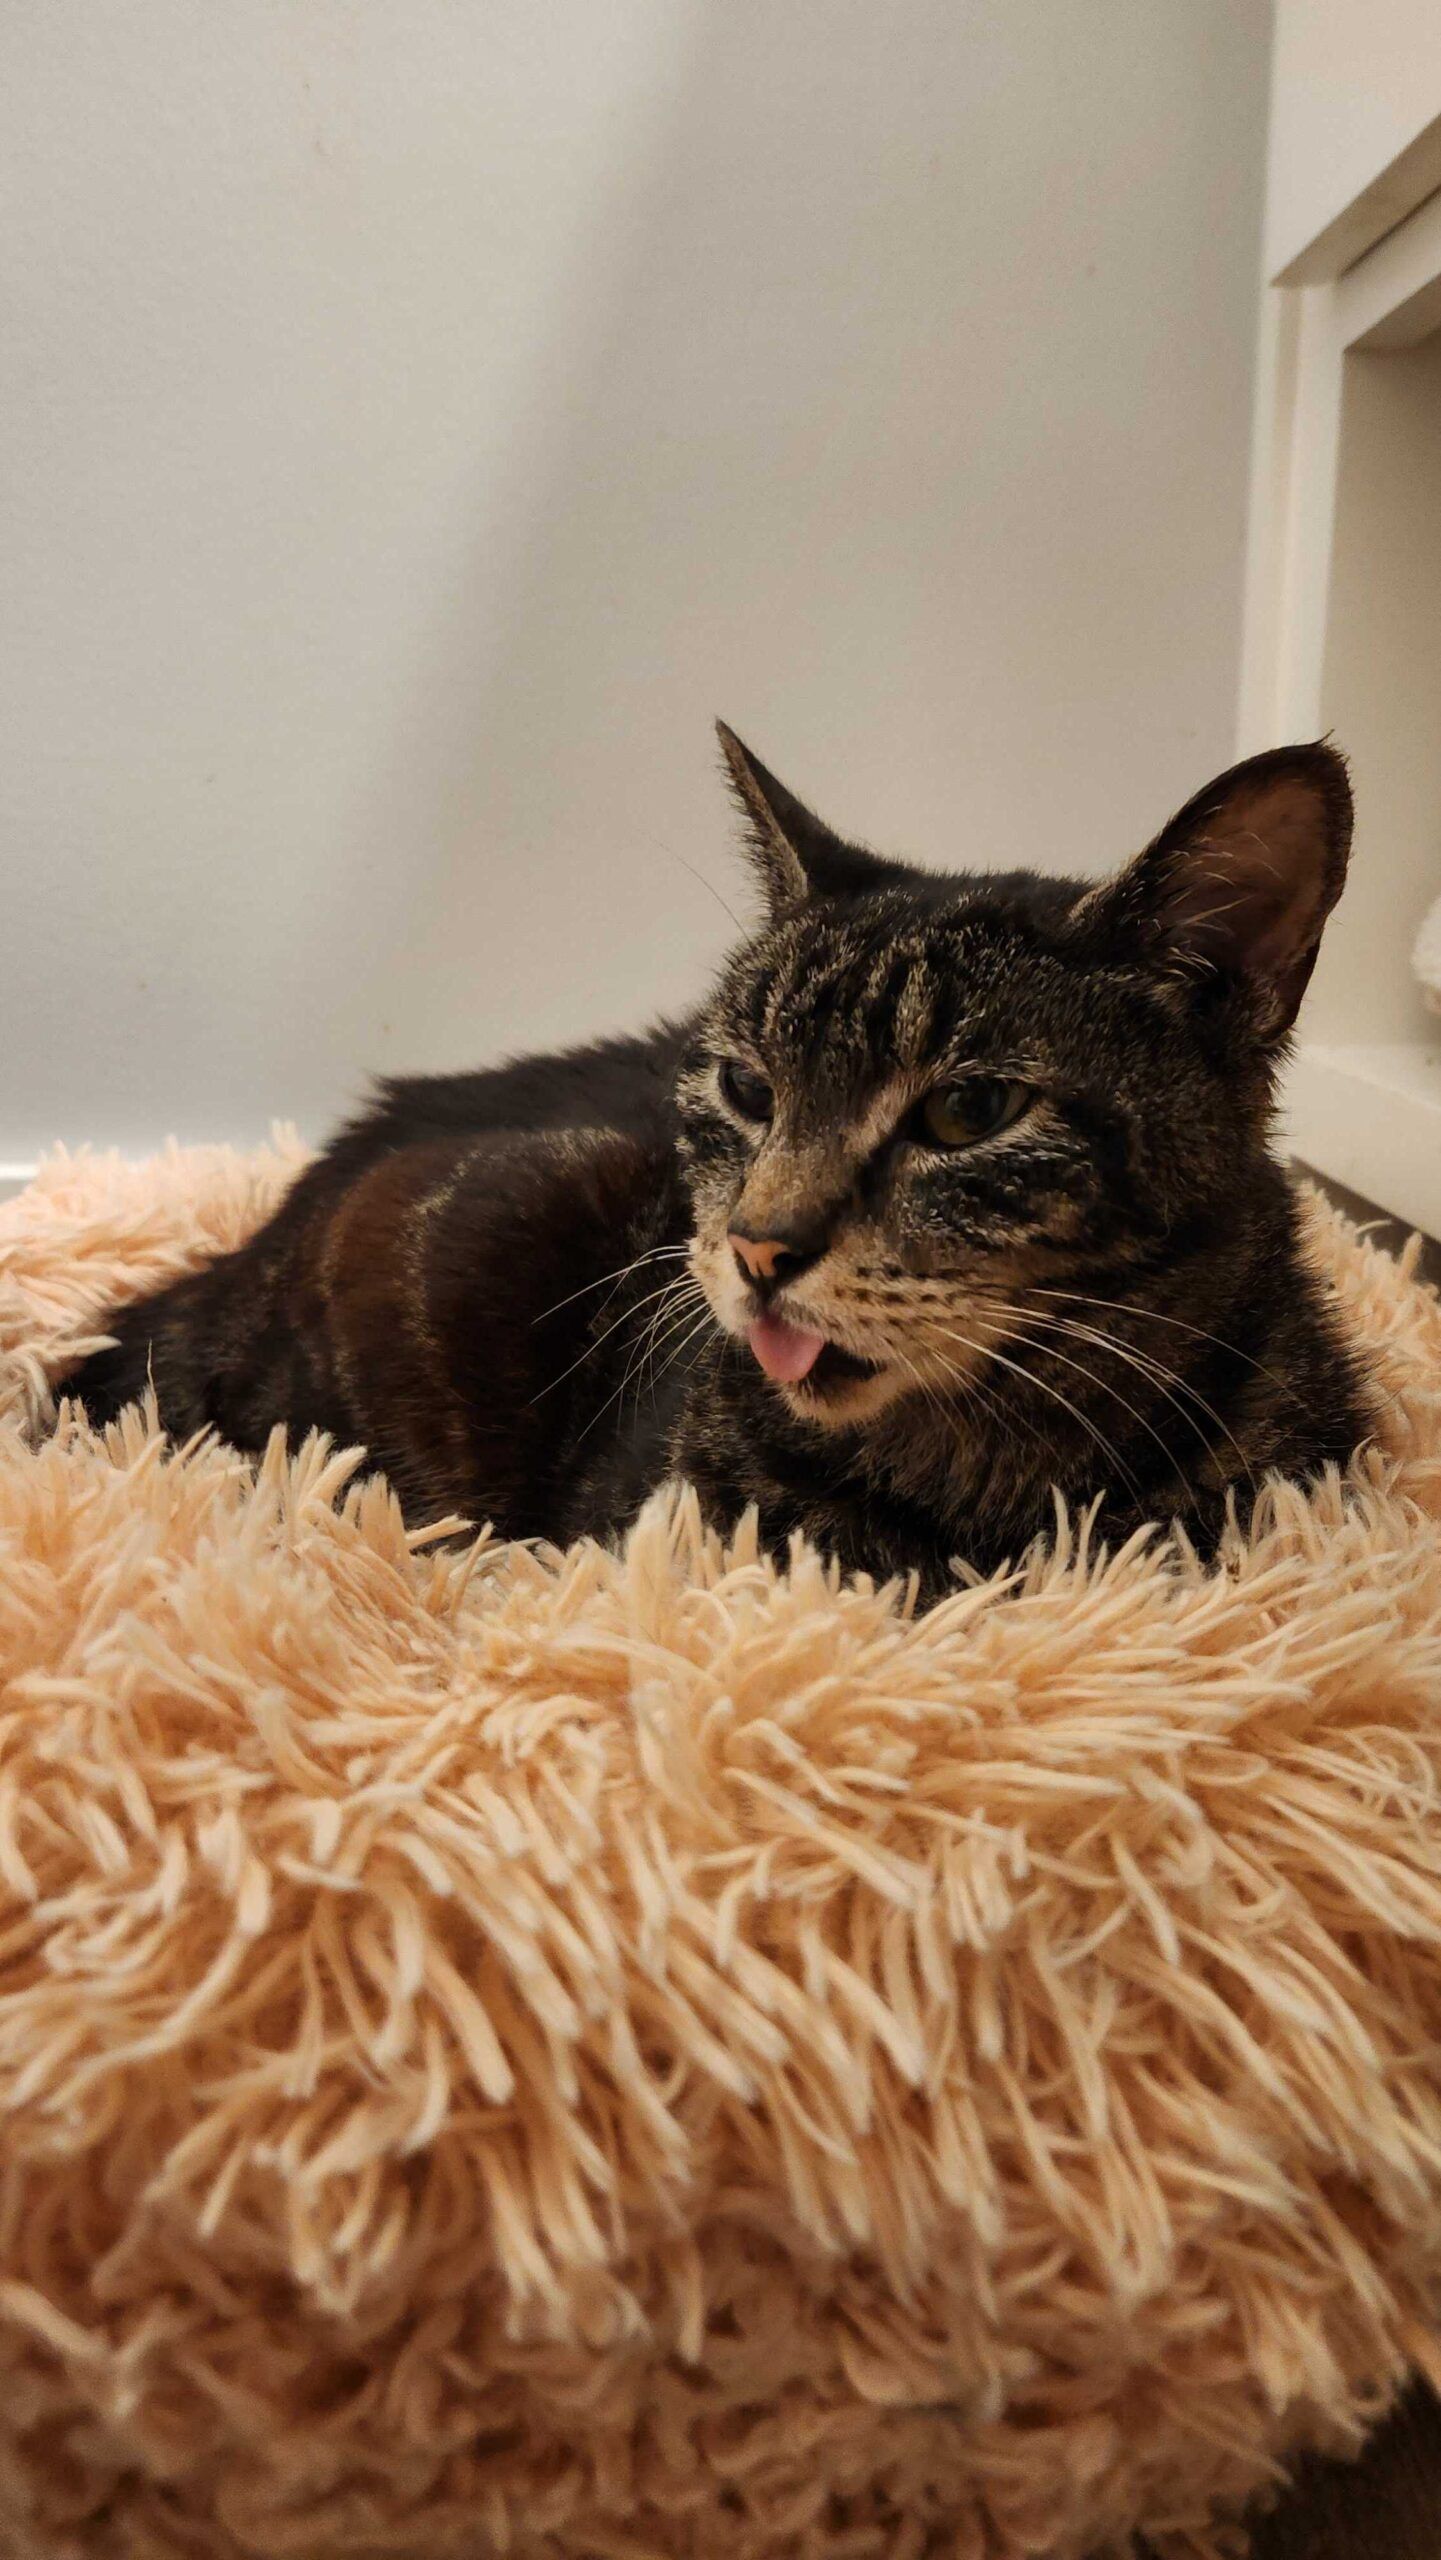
[[719, 1059, 775, 1123], [918, 1076, 1030, 1149]]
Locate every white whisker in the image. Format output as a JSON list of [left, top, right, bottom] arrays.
[[529, 1269, 693, 1406], [574, 1284, 711, 1452], [930, 1323, 1149, 1513], [530, 1242, 689, 1329]]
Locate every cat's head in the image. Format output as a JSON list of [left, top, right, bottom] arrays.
[[675, 722, 1353, 1427]]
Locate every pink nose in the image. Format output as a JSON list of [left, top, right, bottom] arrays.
[[728, 1233, 791, 1283]]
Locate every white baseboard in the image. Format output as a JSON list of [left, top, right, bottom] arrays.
[[0, 1164, 38, 1203]]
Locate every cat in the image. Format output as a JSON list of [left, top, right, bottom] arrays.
[[60, 725, 1371, 1599]]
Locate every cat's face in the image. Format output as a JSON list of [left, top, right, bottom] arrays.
[[674, 728, 1353, 1429]]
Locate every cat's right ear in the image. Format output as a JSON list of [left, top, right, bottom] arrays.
[[716, 721, 898, 915]]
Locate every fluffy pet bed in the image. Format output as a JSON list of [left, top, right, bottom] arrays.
[[3, 1138, 1441, 2560]]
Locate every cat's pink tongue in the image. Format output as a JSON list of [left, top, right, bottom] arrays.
[[747, 1312, 827, 1383]]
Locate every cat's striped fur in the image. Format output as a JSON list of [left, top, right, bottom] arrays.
[[62, 729, 1371, 1598]]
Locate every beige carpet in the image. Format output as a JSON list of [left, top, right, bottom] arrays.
[[1, 1140, 1440, 2559]]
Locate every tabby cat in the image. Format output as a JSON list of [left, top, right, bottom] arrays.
[[62, 726, 1370, 1598]]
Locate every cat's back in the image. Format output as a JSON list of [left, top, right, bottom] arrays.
[[61, 1018, 696, 1507], [343, 1017, 694, 1161]]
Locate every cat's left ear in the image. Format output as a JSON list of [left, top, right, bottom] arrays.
[[716, 721, 900, 915], [1073, 741, 1353, 1043]]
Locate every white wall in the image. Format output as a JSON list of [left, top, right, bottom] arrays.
[[1263, 0, 1441, 280], [1, 0, 1271, 1167]]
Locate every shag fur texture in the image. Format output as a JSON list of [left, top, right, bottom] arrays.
[[2, 1138, 1441, 2560]]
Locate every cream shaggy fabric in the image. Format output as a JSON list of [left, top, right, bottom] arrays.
[[2, 1140, 1441, 2560]]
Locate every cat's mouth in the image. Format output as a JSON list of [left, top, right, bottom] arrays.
[[800, 1341, 884, 1397], [746, 1311, 883, 1401]]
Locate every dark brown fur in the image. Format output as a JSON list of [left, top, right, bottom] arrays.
[[61, 730, 1372, 1600]]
